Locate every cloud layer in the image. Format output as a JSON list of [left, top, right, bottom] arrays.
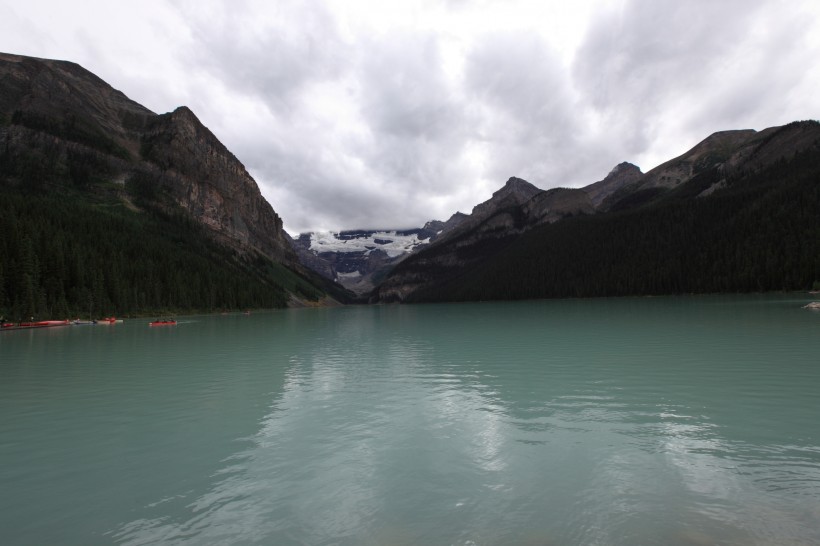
[[3, 0, 820, 233]]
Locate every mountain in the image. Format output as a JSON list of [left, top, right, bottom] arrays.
[[292, 227, 442, 295], [376, 175, 597, 302], [376, 120, 820, 302], [289, 211, 472, 295], [0, 52, 349, 318]]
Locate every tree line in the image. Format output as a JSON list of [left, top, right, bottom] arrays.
[[0, 187, 320, 320]]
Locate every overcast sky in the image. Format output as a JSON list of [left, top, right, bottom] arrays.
[[3, 0, 819, 233]]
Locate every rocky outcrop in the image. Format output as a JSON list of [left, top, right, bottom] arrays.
[[583, 162, 643, 208], [423, 211, 468, 241], [524, 187, 595, 225], [471, 177, 541, 220]]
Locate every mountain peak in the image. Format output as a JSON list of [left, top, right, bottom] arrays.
[[505, 176, 530, 186], [500, 176, 538, 192], [456, 176, 543, 227], [490, 176, 541, 201], [607, 162, 641, 177], [583, 162, 644, 208]]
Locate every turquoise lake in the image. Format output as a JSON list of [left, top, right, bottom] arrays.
[[1, 295, 820, 545]]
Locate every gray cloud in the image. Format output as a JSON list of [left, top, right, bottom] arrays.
[[352, 31, 476, 202], [570, 0, 813, 163], [175, 0, 348, 117], [4, 0, 819, 233], [464, 32, 588, 185], [358, 32, 463, 140], [223, 0, 820, 232]]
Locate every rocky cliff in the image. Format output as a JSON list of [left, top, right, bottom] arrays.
[[141, 106, 294, 261], [0, 52, 296, 264]]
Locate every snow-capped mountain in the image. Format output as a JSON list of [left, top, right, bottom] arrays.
[[291, 221, 464, 296]]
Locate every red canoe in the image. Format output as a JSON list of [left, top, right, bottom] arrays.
[[1, 320, 70, 331], [149, 320, 177, 327]]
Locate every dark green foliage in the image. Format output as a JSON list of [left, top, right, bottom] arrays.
[[608, 187, 667, 212], [0, 130, 118, 192], [125, 171, 160, 204], [0, 188, 308, 319], [11, 110, 130, 159], [408, 149, 820, 302], [66, 150, 112, 189]]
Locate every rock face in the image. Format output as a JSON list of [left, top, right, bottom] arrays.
[[423, 212, 468, 240], [0, 52, 295, 264], [141, 106, 294, 261], [640, 130, 757, 190], [583, 162, 643, 208], [524, 187, 595, 225], [471, 177, 541, 220]]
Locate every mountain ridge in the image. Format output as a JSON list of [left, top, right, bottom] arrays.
[[376, 119, 820, 302]]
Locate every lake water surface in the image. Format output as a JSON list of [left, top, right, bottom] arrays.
[[2, 295, 820, 545]]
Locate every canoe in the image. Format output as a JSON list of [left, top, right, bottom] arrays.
[[149, 320, 177, 326], [1, 320, 70, 331], [97, 317, 123, 324]]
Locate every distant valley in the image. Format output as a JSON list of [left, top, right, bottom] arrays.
[[291, 213, 468, 294]]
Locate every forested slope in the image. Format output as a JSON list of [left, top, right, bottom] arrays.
[[404, 145, 820, 302], [0, 187, 339, 320]]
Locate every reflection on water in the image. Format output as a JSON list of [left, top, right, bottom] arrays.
[[1, 295, 820, 545]]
